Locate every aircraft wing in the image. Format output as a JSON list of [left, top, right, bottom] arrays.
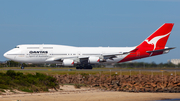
[[46, 52, 130, 63], [46, 56, 78, 62], [102, 52, 130, 60]]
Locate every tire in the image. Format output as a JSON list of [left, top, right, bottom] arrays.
[[21, 66, 24, 69], [85, 65, 93, 69], [88, 65, 93, 69], [79, 66, 83, 69]]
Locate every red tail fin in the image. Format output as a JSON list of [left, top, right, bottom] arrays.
[[119, 23, 174, 63], [137, 23, 174, 51]]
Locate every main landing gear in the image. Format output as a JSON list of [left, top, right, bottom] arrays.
[[76, 65, 93, 69], [21, 64, 24, 69]]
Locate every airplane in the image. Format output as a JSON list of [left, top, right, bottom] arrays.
[[4, 23, 175, 69]]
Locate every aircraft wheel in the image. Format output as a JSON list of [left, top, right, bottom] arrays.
[[21, 64, 24, 69], [76, 66, 80, 69], [88, 65, 93, 69], [79, 66, 83, 69], [84, 65, 92, 69]]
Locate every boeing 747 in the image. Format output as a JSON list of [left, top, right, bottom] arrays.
[[4, 23, 175, 69]]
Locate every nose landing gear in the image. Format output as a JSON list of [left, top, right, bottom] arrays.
[[21, 64, 24, 69]]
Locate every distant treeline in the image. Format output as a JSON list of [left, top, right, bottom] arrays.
[[115, 62, 180, 68], [0, 60, 52, 67], [0, 60, 180, 68]]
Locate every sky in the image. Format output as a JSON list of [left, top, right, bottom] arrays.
[[0, 0, 180, 63]]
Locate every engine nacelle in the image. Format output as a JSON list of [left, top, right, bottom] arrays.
[[62, 59, 74, 66], [88, 56, 100, 64]]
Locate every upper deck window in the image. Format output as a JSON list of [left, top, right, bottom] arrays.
[[27, 47, 39, 49]]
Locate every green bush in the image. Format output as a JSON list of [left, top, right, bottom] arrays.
[[0, 89, 5, 92], [6, 70, 16, 77], [0, 70, 58, 93], [0, 84, 8, 89], [16, 72, 23, 76]]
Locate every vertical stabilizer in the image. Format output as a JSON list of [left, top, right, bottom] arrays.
[[137, 23, 174, 51], [119, 23, 174, 63]]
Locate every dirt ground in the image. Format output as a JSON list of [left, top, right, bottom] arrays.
[[0, 85, 180, 101]]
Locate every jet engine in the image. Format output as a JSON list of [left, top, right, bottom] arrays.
[[88, 56, 100, 64], [62, 59, 74, 66]]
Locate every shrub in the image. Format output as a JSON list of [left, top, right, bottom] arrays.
[[0, 70, 58, 93], [6, 70, 16, 77], [16, 72, 23, 76], [0, 89, 5, 92], [0, 84, 8, 89]]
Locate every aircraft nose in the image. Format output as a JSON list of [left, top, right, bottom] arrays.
[[4, 48, 22, 60], [3, 52, 8, 58], [3, 53, 7, 58], [3, 49, 17, 60]]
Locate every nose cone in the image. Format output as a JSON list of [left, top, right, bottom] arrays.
[[3, 52, 7, 58], [3, 51, 11, 59], [3, 48, 21, 60]]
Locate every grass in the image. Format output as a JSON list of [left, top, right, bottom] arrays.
[[0, 67, 180, 76]]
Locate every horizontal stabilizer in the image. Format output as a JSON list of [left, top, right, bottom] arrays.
[[146, 47, 175, 53]]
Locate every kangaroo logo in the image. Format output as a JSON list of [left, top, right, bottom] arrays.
[[145, 32, 170, 56]]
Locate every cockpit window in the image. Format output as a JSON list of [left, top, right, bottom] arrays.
[[15, 46, 19, 48]]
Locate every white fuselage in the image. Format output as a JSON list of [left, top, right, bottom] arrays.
[[4, 44, 135, 64]]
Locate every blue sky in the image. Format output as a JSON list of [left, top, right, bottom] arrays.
[[0, 0, 180, 63]]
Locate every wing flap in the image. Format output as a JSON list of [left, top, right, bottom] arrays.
[[102, 52, 130, 60], [46, 56, 78, 62]]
